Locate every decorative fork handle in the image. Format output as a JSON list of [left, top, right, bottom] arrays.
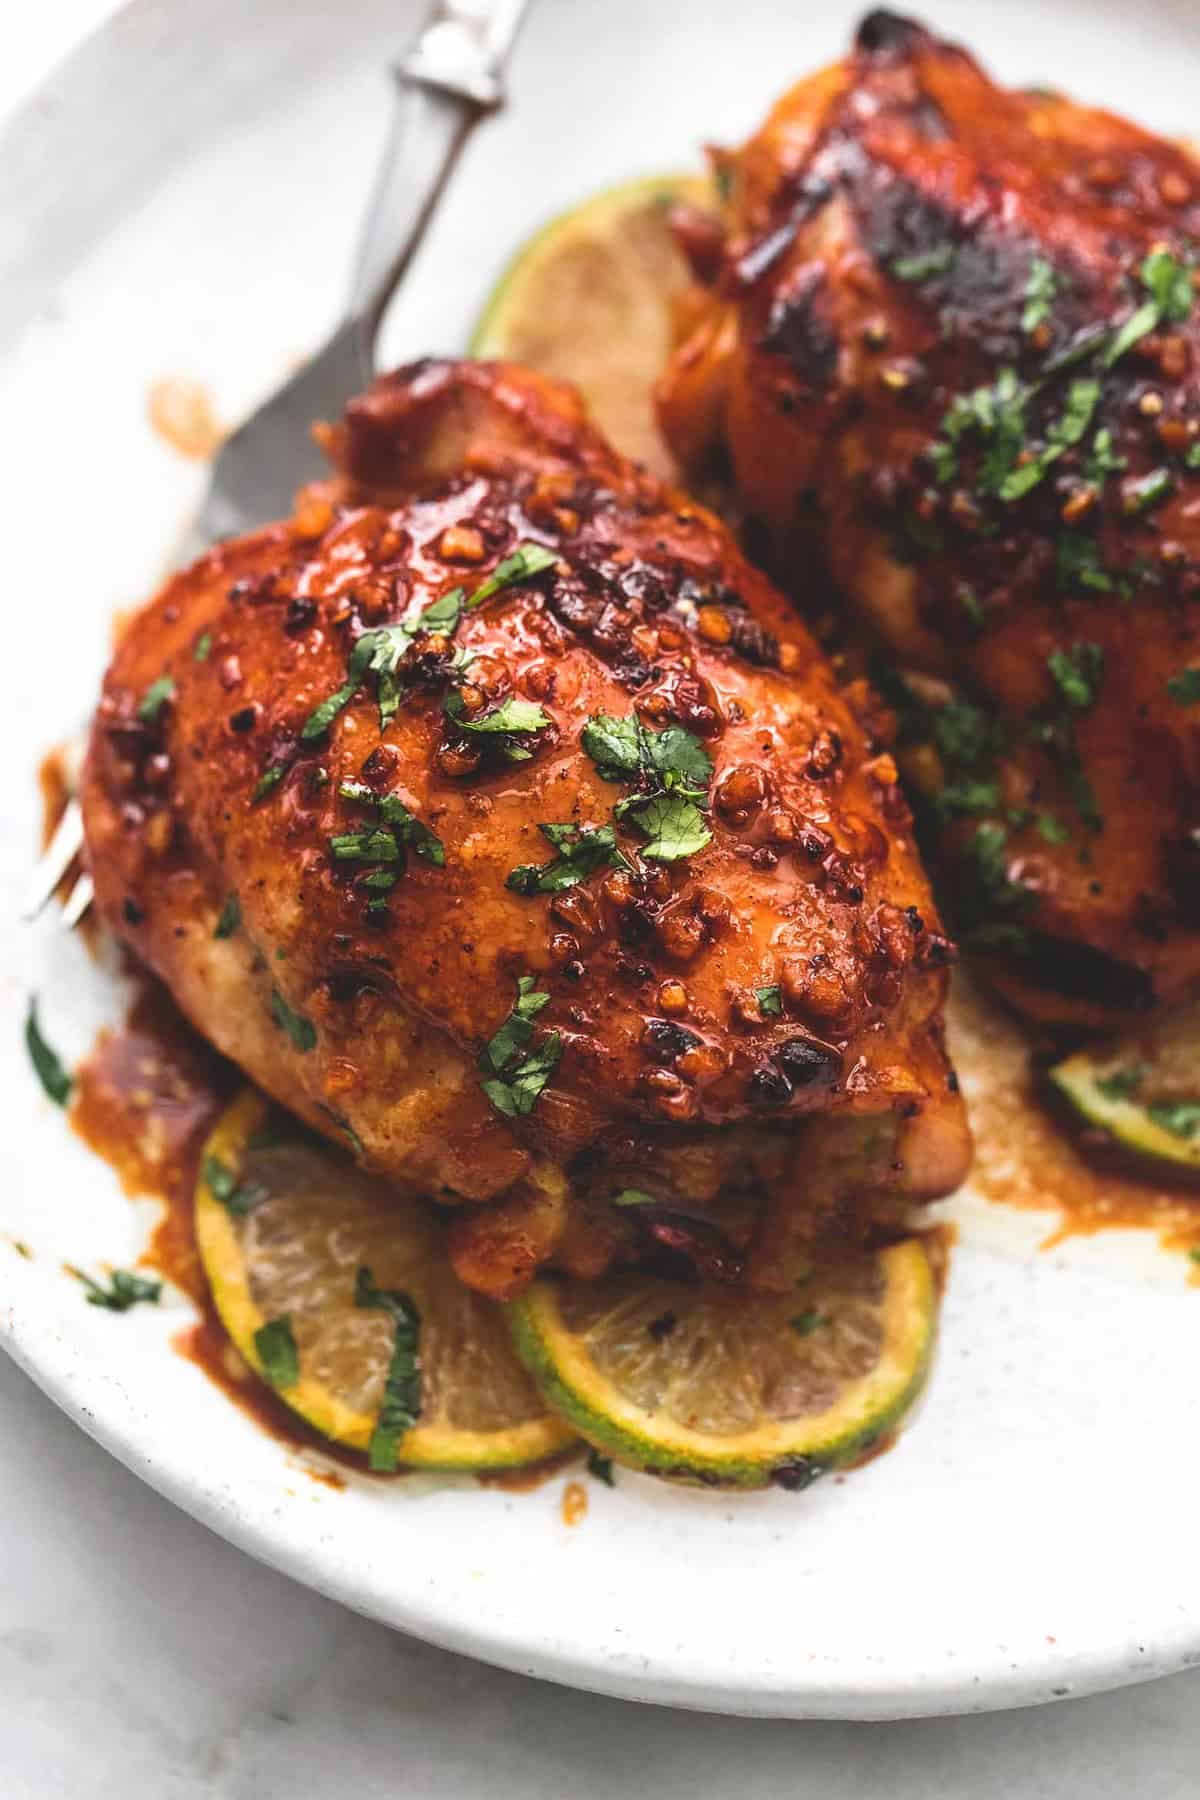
[[346, 0, 533, 344]]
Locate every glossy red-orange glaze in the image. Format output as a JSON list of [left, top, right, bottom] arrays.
[[659, 11, 1200, 1026], [80, 357, 969, 1299]]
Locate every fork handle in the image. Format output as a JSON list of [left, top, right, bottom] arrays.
[[346, 0, 533, 345]]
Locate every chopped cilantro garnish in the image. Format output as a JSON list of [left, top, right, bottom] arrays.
[[1122, 467, 1174, 515], [586, 1449, 616, 1486], [213, 893, 241, 939], [332, 782, 444, 886], [270, 988, 316, 1053], [1187, 443, 1200, 470], [1084, 428, 1126, 483], [627, 791, 712, 862], [252, 759, 291, 803], [1047, 642, 1104, 710], [757, 984, 783, 1016], [1167, 668, 1200, 704], [1148, 1100, 1200, 1141], [478, 974, 562, 1118], [354, 1266, 422, 1471], [938, 778, 1001, 817], [1102, 249, 1193, 368], [581, 713, 714, 863], [444, 692, 551, 763], [25, 999, 72, 1105], [790, 1307, 828, 1337], [202, 1153, 267, 1217], [959, 587, 986, 632], [507, 822, 631, 895], [932, 699, 1000, 773], [891, 243, 956, 282], [613, 1188, 657, 1207], [1021, 257, 1058, 334], [254, 1315, 300, 1388], [1095, 1064, 1147, 1102], [467, 542, 558, 609], [73, 1267, 162, 1313], [1056, 533, 1113, 593], [1035, 812, 1072, 845], [193, 632, 213, 662], [137, 675, 176, 722], [995, 377, 1099, 502]]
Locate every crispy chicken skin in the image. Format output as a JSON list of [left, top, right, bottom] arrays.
[[658, 10, 1200, 1026], [82, 358, 967, 1297]]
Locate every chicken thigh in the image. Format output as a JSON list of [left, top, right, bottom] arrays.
[[658, 10, 1200, 1026], [82, 358, 968, 1297]]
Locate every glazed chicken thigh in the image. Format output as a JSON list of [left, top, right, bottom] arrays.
[[82, 358, 968, 1298], [659, 10, 1200, 1026]]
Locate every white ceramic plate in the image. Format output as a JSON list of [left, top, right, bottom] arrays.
[[4, 0, 1200, 1721]]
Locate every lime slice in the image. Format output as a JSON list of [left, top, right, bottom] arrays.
[[470, 173, 712, 475], [1049, 1003, 1200, 1173], [507, 1240, 937, 1489], [195, 1089, 577, 1470]]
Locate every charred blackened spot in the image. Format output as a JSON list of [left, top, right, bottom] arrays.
[[760, 267, 839, 390], [641, 1018, 702, 1064], [776, 1036, 842, 1090], [771, 1457, 824, 1493], [647, 1311, 677, 1343], [284, 596, 317, 634], [122, 897, 144, 926], [855, 10, 925, 55], [750, 1062, 793, 1105], [732, 176, 833, 289], [228, 705, 259, 735]]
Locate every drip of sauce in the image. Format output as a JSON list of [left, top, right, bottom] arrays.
[[947, 975, 1200, 1264], [147, 376, 223, 460], [561, 1478, 589, 1526]]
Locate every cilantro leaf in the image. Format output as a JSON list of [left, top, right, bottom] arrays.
[[580, 713, 645, 780], [1035, 812, 1072, 845], [1021, 257, 1058, 333], [202, 1153, 268, 1217], [757, 985, 783, 1016], [1148, 1100, 1200, 1141], [1122, 467, 1174, 515], [891, 243, 956, 282], [252, 759, 292, 803], [213, 893, 241, 939], [1102, 250, 1193, 368], [193, 632, 213, 662], [354, 1267, 422, 1471], [254, 1315, 300, 1388], [479, 975, 562, 1118], [1047, 642, 1104, 710], [790, 1307, 828, 1337], [613, 1188, 657, 1207], [1095, 1064, 1147, 1102], [938, 778, 1001, 817], [444, 693, 551, 763], [137, 675, 176, 722], [270, 988, 316, 1052], [628, 792, 712, 862], [1167, 668, 1200, 705], [586, 1449, 616, 1486], [25, 999, 72, 1105], [507, 822, 631, 895], [74, 1267, 162, 1313], [467, 542, 558, 609], [1056, 532, 1114, 594]]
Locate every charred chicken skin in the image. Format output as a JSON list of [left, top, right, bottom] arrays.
[[82, 358, 968, 1299], [658, 10, 1200, 1027]]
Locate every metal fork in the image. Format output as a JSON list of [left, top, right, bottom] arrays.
[[25, 0, 531, 928]]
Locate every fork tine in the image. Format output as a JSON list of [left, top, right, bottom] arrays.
[[24, 798, 84, 920], [60, 872, 95, 931]]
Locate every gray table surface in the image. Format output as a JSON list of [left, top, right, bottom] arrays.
[[5, 8, 1198, 1793]]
